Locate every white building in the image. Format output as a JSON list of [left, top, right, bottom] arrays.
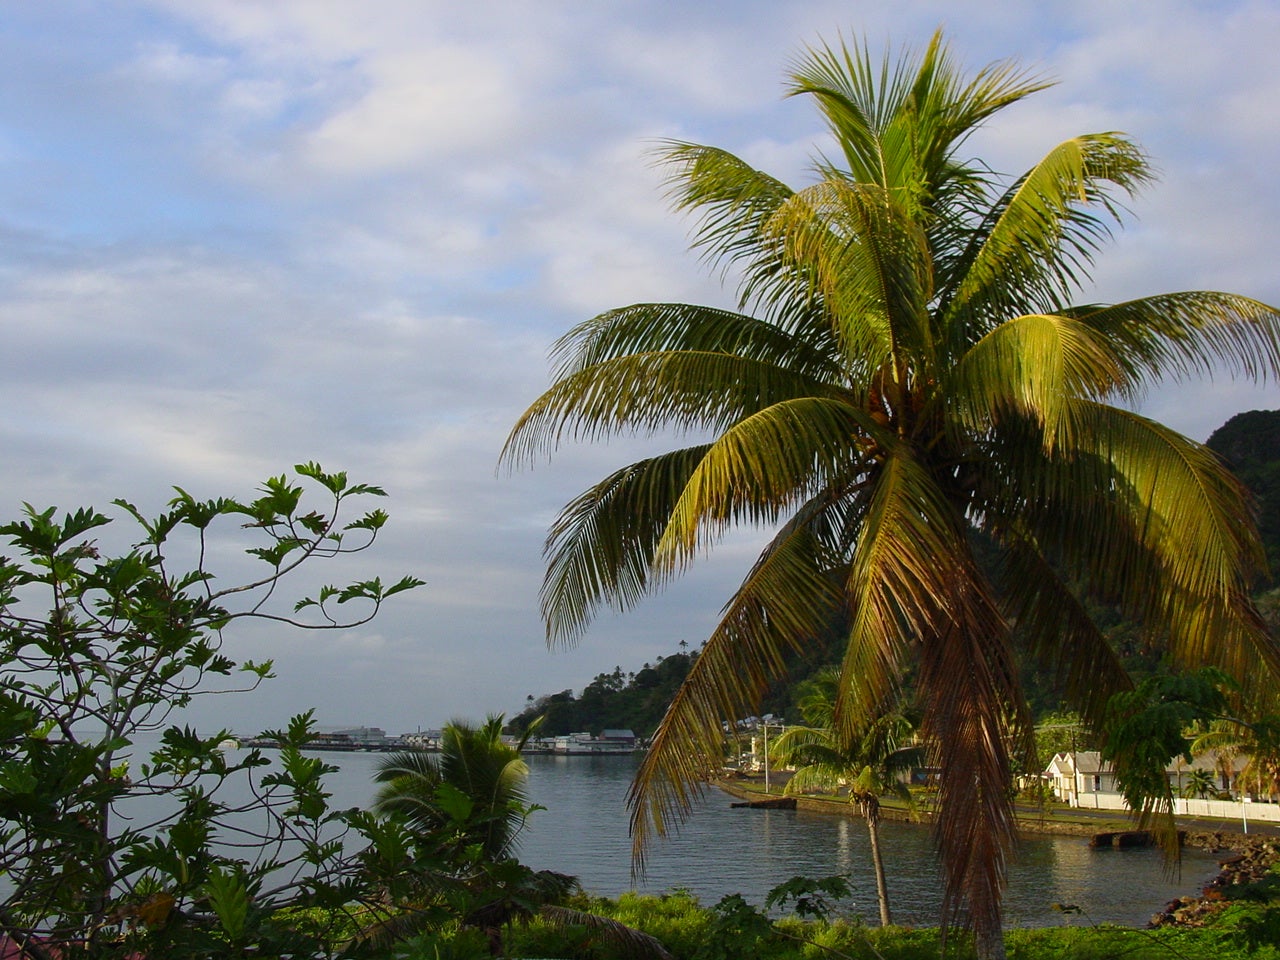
[[1043, 750, 1274, 824], [1044, 751, 1118, 805]]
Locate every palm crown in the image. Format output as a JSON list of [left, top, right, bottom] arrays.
[[373, 715, 535, 861], [503, 31, 1280, 956]]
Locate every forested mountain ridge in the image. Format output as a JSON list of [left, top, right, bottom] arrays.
[[507, 652, 697, 738], [511, 410, 1280, 738], [1206, 409, 1280, 573]]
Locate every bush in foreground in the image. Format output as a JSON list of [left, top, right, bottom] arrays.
[[0, 464, 421, 957], [390, 881, 1280, 960]]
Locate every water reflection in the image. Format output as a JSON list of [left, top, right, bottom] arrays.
[[517, 755, 1218, 928], [115, 745, 1216, 930]]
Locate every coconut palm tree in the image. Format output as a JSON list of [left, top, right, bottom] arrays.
[[1181, 768, 1217, 800], [502, 31, 1280, 959], [1191, 714, 1280, 801], [373, 715, 537, 861], [1189, 719, 1246, 797], [770, 669, 921, 927], [370, 717, 673, 959]]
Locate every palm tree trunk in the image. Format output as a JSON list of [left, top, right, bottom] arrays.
[[860, 796, 892, 927], [974, 924, 1007, 960]]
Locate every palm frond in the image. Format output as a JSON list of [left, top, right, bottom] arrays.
[[538, 904, 675, 960], [654, 142, 793, 277], [943, 134, 1151, 332], [998, 537, 1134, 731], [654, 397, 882, 572], [653, 142, 837, 334], [1159, 587, 1278, 689], [791, 667, 841, 728], [372, 751, 443, 829], [947, 312, 1128, 448], [770, 723, 840, 758], [837, 445, 967, 735], [787, 30, 1049, 200], [982, 402, 1280, 689], [628, 522, 846, 870], [547, 302, 840, 382], [916, 571, 1021, 939], [784, 761, 855, 797], [771, 726, 856, 792], [980, 401, 1278, 676], [540, 447, 710, 646], [1069, 292, 1280, 387], [766, 179, 936, 380], [374, 750, 442, 786], [501, 346, 836, 469], [350, 901, 453, 953], [1067, 404, 1266, 604], [840, 443, 1021, 939]]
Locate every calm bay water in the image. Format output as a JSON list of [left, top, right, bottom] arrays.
[[308, 749, 1218, 929]]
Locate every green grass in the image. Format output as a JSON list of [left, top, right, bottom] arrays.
[[382, 858, 1280, 959]]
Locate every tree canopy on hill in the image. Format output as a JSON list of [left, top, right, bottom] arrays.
[[508, 652, 697, 738], [1207, 409, 1280, 574]]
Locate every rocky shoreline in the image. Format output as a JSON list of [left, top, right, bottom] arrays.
[[1149, 835, 1279, 928]]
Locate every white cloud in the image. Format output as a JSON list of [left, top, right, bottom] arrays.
[[0, 1, 1276, 734], [301, 48, 525, 173], [126, 41, 231, 86]]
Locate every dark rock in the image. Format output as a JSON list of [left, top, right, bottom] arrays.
[[1149, 836, 1280, 928]]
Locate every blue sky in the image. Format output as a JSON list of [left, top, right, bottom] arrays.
[[2, 1, 1278, 733]]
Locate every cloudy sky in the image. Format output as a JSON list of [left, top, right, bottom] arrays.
[[2, 1, 1277, 735]]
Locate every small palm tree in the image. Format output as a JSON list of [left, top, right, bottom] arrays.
[[1189, 719, 1246, 797], [770, 670, 920, 927], [370, 716, 672, 959], [373, 715, 538, 861], [1181, 768, 1217, 800], [1191, 714, 1280, 800]]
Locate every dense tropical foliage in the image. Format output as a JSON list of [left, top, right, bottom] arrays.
[[405, 863, 1280, 960], [504, 31, 1280, 957], [367, 716, 671, 959], [508, 651, 697, 738]]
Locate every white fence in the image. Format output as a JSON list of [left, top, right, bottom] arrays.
[[1175, 796, 1280, 824], [1069, 791, 1280, 824]]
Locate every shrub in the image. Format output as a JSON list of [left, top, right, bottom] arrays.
[[0, 464, 421, 958]]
